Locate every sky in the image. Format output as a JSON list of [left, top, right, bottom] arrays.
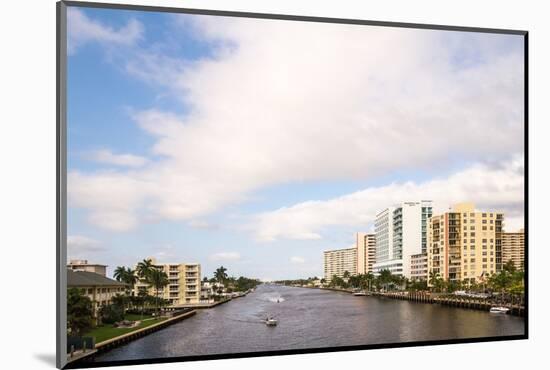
[[66, 6, 525, 281]]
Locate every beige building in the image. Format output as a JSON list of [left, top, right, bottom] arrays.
[[428, 203, 503, 285], [502, 229, 525, 270], [324, 247, 357, 281], [67, 269, 127, 318], [67, 259, 107, 277], [134, 258, 201, 306], [356, 232, 376, 274], [410, 253, 428, 281]]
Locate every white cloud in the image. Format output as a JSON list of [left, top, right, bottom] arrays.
[[252, 156, 525, 242], [67, 235, 104, 253], [290, 256, 306, 264], [67, 7, 143, 54], [88, 149, 149, 168], [209, 252, 241, 262], [68, 15, 524, 232]]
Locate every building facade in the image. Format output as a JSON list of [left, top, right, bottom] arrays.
[[67, 259, 107, 277], [323, 247, 357, 281], [502, 229, 525, 270], [427, 203, 503, 285], [356, 232, 376, 274], [134, 258, 201, 306], [67, 269, 127, 318], [410, 253, 428, 281], [373, 201, 432, 278]]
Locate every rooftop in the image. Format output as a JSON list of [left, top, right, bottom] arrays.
[[67, 269, 127, 287]]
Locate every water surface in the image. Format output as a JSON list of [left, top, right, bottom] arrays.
[[92, 284, 524, 362]]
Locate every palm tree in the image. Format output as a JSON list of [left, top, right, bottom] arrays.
[[214, 266, 228, 284], [137, 258, 155, 279], [114, 266, 127, 282], [365, 272, 374, 292], [379, 269, 392, 292], [148, 268, 169, 317], [428, 271, 440, 290], [124, 267, 138, 296]]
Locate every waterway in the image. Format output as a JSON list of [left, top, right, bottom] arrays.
[[91, 284, 524, 362]]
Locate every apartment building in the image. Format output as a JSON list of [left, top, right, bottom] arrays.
[[502, 229, 525, 270], [427, 203, 503, 285], [67, 269, 127, 318], [134, 257, 201, 306], [323, 247, 357, 281], [67, 259, 107, 277], [356, 232, 376, 274], [410, 253, 428, 281], [373, 201, 432, 278]]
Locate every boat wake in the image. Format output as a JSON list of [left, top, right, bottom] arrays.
[[261, 294, 285, 303]]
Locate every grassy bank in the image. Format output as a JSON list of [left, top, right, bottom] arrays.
[[85, 317, 167, 343]]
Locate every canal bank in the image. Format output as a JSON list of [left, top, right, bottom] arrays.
[[67, 309, 198, 366], [287, 285, 525, 317]]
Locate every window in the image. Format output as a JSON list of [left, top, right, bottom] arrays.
[[470, 232, 475, 237], [482, 239, 487, 243], [482, 226, 487, 230], [470, 226, 475, 230]]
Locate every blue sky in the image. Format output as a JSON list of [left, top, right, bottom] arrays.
[[66, 6, 525, 280]]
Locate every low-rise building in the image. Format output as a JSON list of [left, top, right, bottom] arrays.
[[200, 281, 225, 302], [67, 269, 127, 317], [67, 259, 107, 277]]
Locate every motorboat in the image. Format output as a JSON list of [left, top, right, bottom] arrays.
[[265, 318, 278, 326], [489, 306, 510, 314], [353, 291, 367, 296]]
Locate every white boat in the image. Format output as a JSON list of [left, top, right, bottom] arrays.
[[353, 291, 367, 296], [489, 306, 510, 314], [265, 318, 278, 326]]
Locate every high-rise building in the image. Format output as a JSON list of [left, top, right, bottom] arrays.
[[356, 232, 376, 274], [323, 247, 357, 281], [67, 259, 107, 277], [427, 203, 503, 285], [502, 229, 525, 270], [134, 257, 201, 306], [373, 201, 432, 278]]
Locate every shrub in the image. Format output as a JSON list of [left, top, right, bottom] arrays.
[[99, 304, 124, 324]]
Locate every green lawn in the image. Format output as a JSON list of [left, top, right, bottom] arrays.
[[124, 313, 154, 321], [85, 317, 167, 344]]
